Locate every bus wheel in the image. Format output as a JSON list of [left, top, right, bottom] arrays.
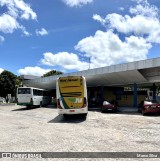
[[26, 105, 31, 109], [63, 114, 68, 119], [39, 102, 43, 107], [82, 113, 87, 117]]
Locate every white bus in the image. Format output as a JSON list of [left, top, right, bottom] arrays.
[[17, 87, 51, 108], [56, 76, 88, 117]]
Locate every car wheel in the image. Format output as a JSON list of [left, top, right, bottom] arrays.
[[142, 109, 145, 116], [63, 114, 68, 119], [101, 108, 105, 113], [82, 113, 87, 117], [114, 108, 117, 112]]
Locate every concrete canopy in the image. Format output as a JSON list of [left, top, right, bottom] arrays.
[[24, 58, 160, 90]]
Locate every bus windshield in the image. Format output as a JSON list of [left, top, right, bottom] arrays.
[[18, 88, 31, 94]]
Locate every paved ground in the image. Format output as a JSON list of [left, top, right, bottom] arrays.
[[0, 104, 160, 161]]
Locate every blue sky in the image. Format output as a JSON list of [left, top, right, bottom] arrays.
[[0, 0, 160, 76]]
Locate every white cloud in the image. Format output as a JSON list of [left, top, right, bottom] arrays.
[[0, 14, 20, 33], [40, 0, 158, 71], [93, 1, 160, 43], [0, 13, 31, 36], [0, 0, 37, 20], [62, 0, 93, 7], [0, 68, 4, 74], [22, 30, 31, 37], [13, 0, 37, 20], [93, 14, 106, 27], [75, 30, 152, 68], [36, 28, 48, 36], [130, 0, 158, 18], [0, 0, 37, 36], [41, 52, 89, 71], [103, 14, 159, 36], [0, 36, 5, 43], [119, 7, 124, 11], [18, 66, 51, 76]]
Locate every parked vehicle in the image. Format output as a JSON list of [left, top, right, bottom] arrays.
[[17, 87, 51, 108], [56, 76, 88, 117], [88, 97, 102, 108], [101, 100, 117, 112], [138, 100, 160, 115], [0, 97, 6, 103]]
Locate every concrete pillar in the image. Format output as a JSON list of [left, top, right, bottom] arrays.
[[100, 86, 104, 106], [101, 86, 104, 101], [133, 83, 137, 107], [152, 83, 156, 100]]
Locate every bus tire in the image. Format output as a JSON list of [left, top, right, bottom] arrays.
[[39, 102, 43, 107], [26, 105, 31, 109], [83, 113, 87, 117], [63, 114, 68, 119]]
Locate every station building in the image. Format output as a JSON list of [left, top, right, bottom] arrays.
[[23, 57, 160, 107]]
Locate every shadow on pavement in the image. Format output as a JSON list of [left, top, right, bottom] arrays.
[[42, 105, 57, 109], [88, 108, 101, 112], [12, 106, 39, 111], [115, 107, 160, 116], [0, 103, 16, 106], [48, 114, 87, 124], [142, 113, 160, 117], [88, 107, 160, 116], [115, 111, 141, 116], [88, 107, 140, 115]]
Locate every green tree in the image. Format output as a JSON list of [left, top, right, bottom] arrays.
[[0, 70, 21, 99], [42, 70, 63, 77]]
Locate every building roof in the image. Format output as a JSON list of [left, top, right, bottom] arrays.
[[19, 75, 40, 80], [24, 57, 160, 90]]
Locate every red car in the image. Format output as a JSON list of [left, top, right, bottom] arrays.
[[101, 100, 117, 112], [138, 100, 160, 115]]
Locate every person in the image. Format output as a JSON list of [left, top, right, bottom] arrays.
[[92, 97, 96, 101], [145, 95, 149, 100], [91, 97, 96, 107]]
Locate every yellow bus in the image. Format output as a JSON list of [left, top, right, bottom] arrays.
[[56, 76, 88, 117]]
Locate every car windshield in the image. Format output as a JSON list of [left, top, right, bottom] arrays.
[[145, 100, 160, 104], [103, 101, 110, 105]]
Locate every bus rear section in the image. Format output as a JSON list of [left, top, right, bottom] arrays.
[[56, 76, 88, 116], [17, 87, 33, 107], [17, 87, 51, 108]]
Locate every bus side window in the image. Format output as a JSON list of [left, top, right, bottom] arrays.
[[43, 91, 49, 96], [18, 89, 22, 94], [26, 89, 30, 94], [33, 89, 38, 96], [33, 89, 47, 96], [39, 90, 43, 96]]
